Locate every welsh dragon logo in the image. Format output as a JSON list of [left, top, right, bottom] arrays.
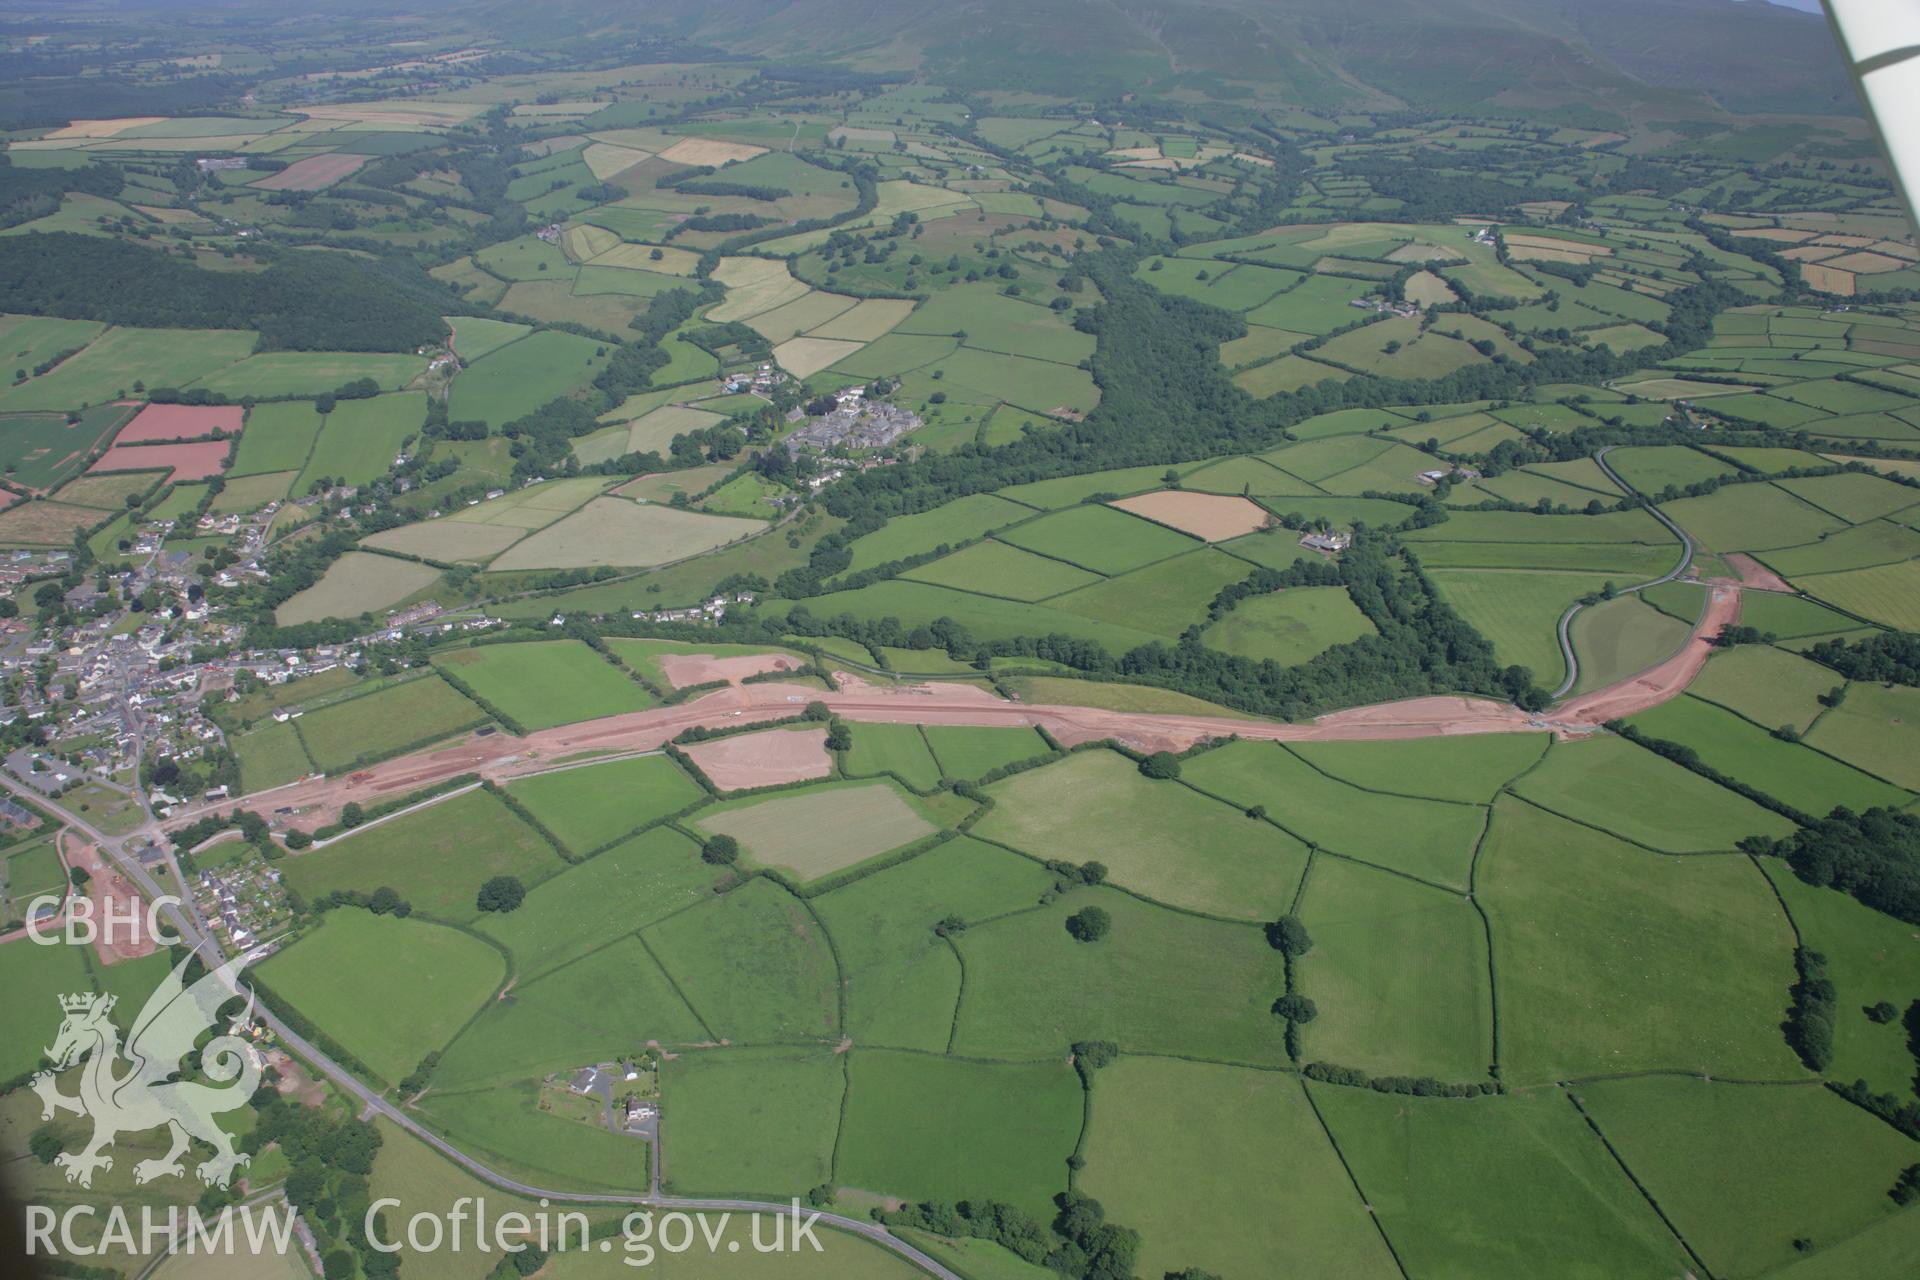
[[32, 954, 263, 1189]]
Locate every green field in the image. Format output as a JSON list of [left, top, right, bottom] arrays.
[[1202, 585, 1377, 665], [921, 725, 1051, 781], [1297, 855, 1492, 1079], [1760, 519, 1920, 577], [952, 888, 1287, 1062], [1080, 1060, 1398, 1280], [837, 1051, 1081, 1219], [660, 1046, 843, 1197], [1764, 862, 1920, 1097], [1509, 734, 1795, 851], [229, 401, 323, 476], [974, 749, 1308, 919], [1576, 1077, 1916, 1279], [1428, 570, 1615, 686], [1568, 595, 1691, 693], [1688, 643, 1841, 733], [643, 878, 838, 1041], [447, 315, 531, 361], [1736, 589, 1865, 639], [1184, 740, 1486, 888], [0, 326, 254, 412], [762, 580, 1164, 655], [447, 330, 610, 427], [475, 826, 717, 982], [232, 718, 313, 792], [1779, 471, 1920, 524], [811, 836, 1055, 1051], [1312, 1084, 1688, 1280], [1605, 445, 1739, 493], [1803, 680, 1920, 789], [844, 493, 1033, 572], [692, 780, 936, 882], [273, 551, 443, 625], [0, 935, 92, 1079], [488, 497, 765, 572], [901, 539, 1101, 601], [281, 788, 563, 922], [503, 754, 705, 855], [1794, 558, 1920, 631], [295, 392, 426, 490], [1287, 733, 1548, 804], [292, 674, 487, 771], [258, 909, 504, 1083], [430, 932, 710, 1090], [435, 640, 656, 731], [1046, 547, 1253, 639], [1660, 483, 1849, 552], [1402, 507, 1673, 544], [417, 1079, 648, 1193], [843, 722, 942, 790], [996, 503, 1200, 575], [0, 404, 134, 489], [1478, 798, 1801, 1084], [188, 351, 426, 398], [1628, 694, 1911, 816]]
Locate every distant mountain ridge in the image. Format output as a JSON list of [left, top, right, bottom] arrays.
[[472, 0, 1857, 120]]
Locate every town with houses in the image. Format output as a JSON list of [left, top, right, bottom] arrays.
[[0, 348, 929, 944]]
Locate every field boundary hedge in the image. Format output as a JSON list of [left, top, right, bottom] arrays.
[[1608, 720, 1814, 825], [1564, 1089, 1716, 1278], [435, 665, 529, 736]]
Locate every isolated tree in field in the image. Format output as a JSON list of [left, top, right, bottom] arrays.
[[702, 834, 739, 866], [825, 721, 853, 752], [1138, 752, 1180, 780], [1066, 905, 1111, 942], [1167, 1270, 1224, 1280], [1273, 993, 1317, 1023], [934, 913, 966, 937], [1266, 914, 1312, 957], [476, 874, 525, 913], [339, 801, 365, 829]]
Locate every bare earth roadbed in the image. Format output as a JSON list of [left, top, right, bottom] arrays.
[[177, 589, 1745, 834], [657, 651, 805, 688]]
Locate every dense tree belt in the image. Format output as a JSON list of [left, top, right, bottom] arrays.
[[0, 232, 452, 352], [0, 155, 123, 229]]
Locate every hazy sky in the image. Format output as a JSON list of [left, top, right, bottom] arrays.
[[1746, 0, 1824, 14]]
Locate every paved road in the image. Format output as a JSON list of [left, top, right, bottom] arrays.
[[1549, 444, 1700, 700], [0, 774, 959, 1279], [258, 1010, 960, 1276]]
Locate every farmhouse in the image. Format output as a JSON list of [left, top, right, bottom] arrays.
[[1300, 531, 1352, 552]]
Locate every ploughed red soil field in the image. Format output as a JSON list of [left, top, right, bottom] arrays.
[[90, 439, 229, 481], [117, 403, 244, 442]]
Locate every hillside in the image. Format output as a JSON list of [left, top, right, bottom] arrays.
[[466, 0, 1859, 118]]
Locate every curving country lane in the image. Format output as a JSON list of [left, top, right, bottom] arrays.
[[1548, 443, 1700, 700]]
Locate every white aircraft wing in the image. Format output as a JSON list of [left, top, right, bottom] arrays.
[[1824, 0, 1920, 232]]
